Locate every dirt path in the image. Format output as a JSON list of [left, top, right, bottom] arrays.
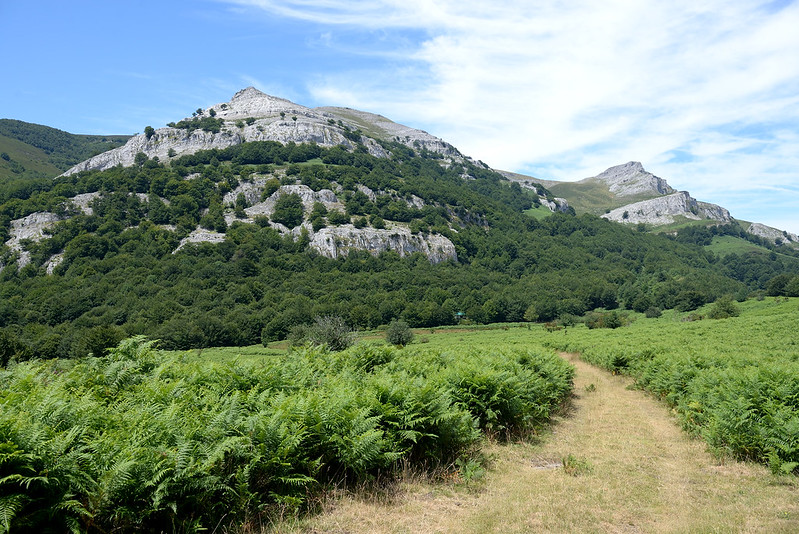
[[292, 353, 799, 533]]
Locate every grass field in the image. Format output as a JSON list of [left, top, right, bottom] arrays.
[[547, 178, 662, 216], [523, 205, 555, 220], [0, 134, 62, 178], [706, 234, 775, 256]]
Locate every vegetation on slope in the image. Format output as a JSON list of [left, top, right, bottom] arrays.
[[1, 140, 798, 361], [0, 336, 572, 532], [0, 119, 129, 181]]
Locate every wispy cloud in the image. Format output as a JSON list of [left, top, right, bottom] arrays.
[[222, 0, 799, 231]]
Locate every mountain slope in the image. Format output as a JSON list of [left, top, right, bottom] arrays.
[[0, 119, 130, 180], [1, 87, 798, 361]]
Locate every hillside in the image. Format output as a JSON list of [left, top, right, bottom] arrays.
[[0, 119, 130, 180], [1, 88, 799, 362], [507, 161, 798, 249]]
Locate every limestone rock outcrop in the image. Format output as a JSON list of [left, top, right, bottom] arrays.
[[747, 223, 799, 245], [602, 191, 732, 226], [591, 161, 675, 197], [539, 197, 571, 213], [309, 225, 457, 263], [4, 212, 63, 268]]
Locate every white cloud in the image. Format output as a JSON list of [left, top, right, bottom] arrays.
[[224, 0, 799, 232]]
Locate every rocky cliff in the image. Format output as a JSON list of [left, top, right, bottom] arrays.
[[309, 225, 457, 263], [590, 161, 674, 197], [602, 191, 732, 226]]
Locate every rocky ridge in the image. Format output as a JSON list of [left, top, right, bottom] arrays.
[[747, 223, 799, 246], [63, 87, 461, 176]]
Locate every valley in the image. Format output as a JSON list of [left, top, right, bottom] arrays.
[[0, 88, 798, 532]]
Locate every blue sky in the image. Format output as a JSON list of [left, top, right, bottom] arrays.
[[2, 0, 798, 234]]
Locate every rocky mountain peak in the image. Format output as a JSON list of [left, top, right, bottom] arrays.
[[215, 87, 304, 120], [231, 86, 267, 101], [592, 161, 675, 198], [61, 87, 462, 176]]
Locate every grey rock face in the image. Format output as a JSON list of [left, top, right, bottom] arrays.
[[4, 211, 63, 268], [244, 185, 344, 219], [747, 223, 798, 244], [602, 191, 732, 225], [309, 225, 457, 263], [62, 87, 459, 176], [539, 197, 571, 213], [592, 161, 675, 197], [174, 229, 227, 252]]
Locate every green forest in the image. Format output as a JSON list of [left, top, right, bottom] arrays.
[[1, 140, 799, 362]]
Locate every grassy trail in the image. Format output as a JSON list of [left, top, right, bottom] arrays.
[[292, 352, 799, 533]]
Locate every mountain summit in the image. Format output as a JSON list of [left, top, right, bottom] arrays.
[[592, 161, 675, 197], [63, 88, 460, 176]]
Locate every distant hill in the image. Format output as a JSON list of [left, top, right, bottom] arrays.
[[0, 119, 130, 180], [505, 162, 798, 249]]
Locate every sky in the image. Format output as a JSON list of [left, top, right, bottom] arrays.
[[2, 0, 798, 234]]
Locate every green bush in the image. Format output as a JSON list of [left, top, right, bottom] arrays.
[[327, 209, 350, 225], [261, 178, 280, 199], [288, 316, 355, 351], [707, 296, 740, 319], [271, 192, 304, 228], [584, 310, 625, 329], [644, 306, 662, 318], [385, 319, 413, 347]]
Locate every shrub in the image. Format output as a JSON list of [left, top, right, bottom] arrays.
[[644, 306, 662, 318], [370, 216, 386, 229], [327, 209, 350, 225], [707, 296, 740, 319], [261, 178, 280, 199], [302, 315, 355, 351], [311, 216, 326, 231], [271, 193, 304, 228], [385, 319, 414, 347], [585, 310, 625, 329]]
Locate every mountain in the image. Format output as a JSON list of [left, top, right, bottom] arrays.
[[506, 161, 797, 248], [0, 119, 130, 180], [64, 87, 464, 175], [1, 87, 799, 361]]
